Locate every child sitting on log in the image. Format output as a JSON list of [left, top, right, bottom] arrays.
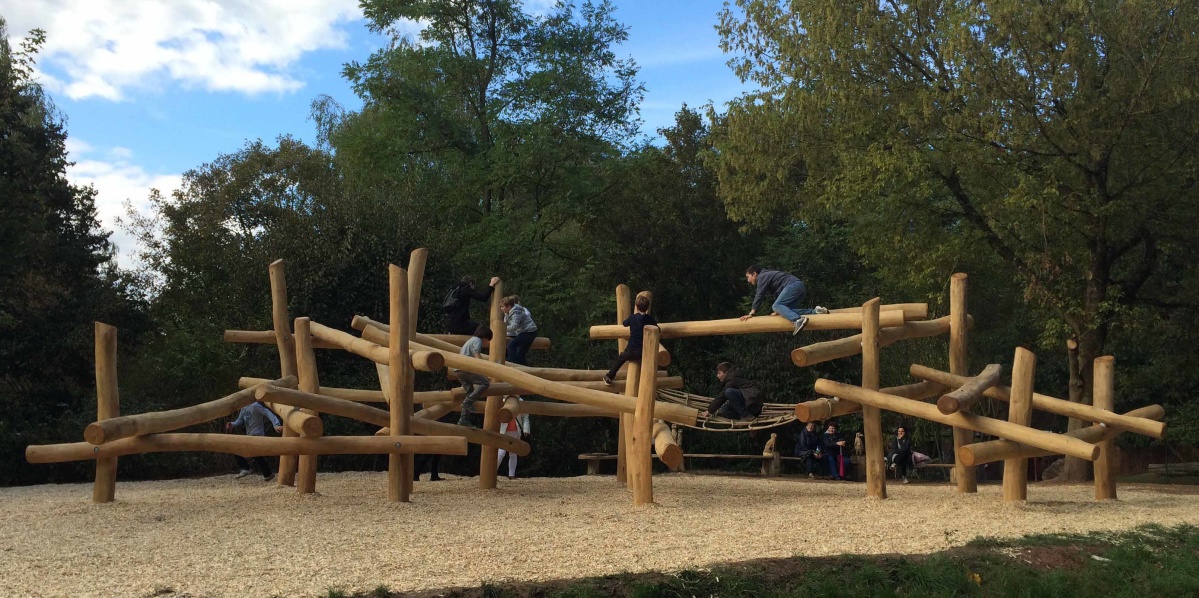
[[603, 293, 657, 385], [700, 362, 763, 421], [455, 325, 493, 428], [225, 401, 283, 481]]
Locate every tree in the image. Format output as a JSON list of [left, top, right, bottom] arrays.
[[715, 1, 1199, 479]]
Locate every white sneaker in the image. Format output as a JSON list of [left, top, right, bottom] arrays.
[[792, 317, 808, 335], [235, 470, 251, 479], [814, 306, 830, 315]]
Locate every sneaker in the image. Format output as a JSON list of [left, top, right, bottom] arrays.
[[814, 306, 830, 315], [235, 470, 251, 479], [457, 418, 476, 429], [902, 478, 910, 484], [792, 317, 808, 335], [429, 476, 443, 482], [264, 473, 276, 482], [603, 374, 613, 385], [507, 476, 516, 480], [808, 473, 815, 479]]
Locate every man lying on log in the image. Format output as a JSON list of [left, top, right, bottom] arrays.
[[740, 265, 830, 335]]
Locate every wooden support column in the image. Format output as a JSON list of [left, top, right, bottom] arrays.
[[388, 265, 412, 502], [293, 317, 320, 494], [93, 322, 119, 503], [631, 325, 661, 506], [1093, 356, 1117, 500], [479, 279, 505, 489], [404, 249, 427, 496], [1003, 347, 1036, 502], [269, 259, 299, 486], [861, 298, 887, 499], [950, 273, 977, 493], [614, 284, 633, 486]]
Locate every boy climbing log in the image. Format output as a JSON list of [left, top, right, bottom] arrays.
[[740, 265, 829, 335]]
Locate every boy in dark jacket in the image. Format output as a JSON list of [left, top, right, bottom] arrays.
[[821, 421, 849, 480], [443, 275, 500, 335], [603, 294, 658, 385], [701, 362, 763, 421], [795, 421, 823, 478]]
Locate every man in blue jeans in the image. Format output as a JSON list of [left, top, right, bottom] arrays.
[[739, 265, 829, 335], [700, 362, 763, 421]]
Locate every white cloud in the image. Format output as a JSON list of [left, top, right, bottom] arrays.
[[65, 140, 181, 267], [2, 0, 365, 100]]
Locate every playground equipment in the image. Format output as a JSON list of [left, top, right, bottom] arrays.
[[25, 248, 1165, 507]]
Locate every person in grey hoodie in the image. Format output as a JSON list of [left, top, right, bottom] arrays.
[[225, 401, 283, 481], [739, 265, 829, 335], [500, 295, 538, 365]]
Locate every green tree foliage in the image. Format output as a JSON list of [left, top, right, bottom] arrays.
[[715, 1, 1199, 476]]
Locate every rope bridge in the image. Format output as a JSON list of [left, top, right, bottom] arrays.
[[655, 389, 799, 431]]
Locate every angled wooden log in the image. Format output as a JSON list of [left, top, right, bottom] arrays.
[[28, 434, 467, 463], [589, 311, 906, 340], [1003, 348, 1036, 502], [792, 316, 972, 367], [910, 364, 1166, 439], [653, 421, 682, 471], [263, 400, 323, 438], [85, 376, 297, 445], [93, 322, 119, 503], [223, 329, 339, 350], [269, 260, 300, 487], [937, 364, 1003, 415], [794, 381, 947, 422], [828, 303, 929, 320], [428, 333, 552, 351], [958, 405, 1165, 466], [293, 317, 322, 494], [812, 378, 1099, 461]]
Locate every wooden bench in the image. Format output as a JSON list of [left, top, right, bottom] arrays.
[[578, 453, 618, 475]]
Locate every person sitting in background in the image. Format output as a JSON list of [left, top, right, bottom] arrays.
[[700, 362, 764, 421], [888, 425, 915, 483], [821, 420, 849, 481], [500, 295, 538, 365], [443, 276, 500, 335], [795, 421, 823, 478], [454, 325, 493, 427], [225, 401, 283, 482]]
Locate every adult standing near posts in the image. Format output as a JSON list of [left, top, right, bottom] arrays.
[[740, 265, 829, 334], [500, 295, 538, 365], [443, 276, 500, 335]]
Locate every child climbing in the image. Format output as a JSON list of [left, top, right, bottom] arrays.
[[443, 275, 501, 335], [700, 362, 763, 421], [454, 325, 493, 427], [501, 295, 538, 365], [603, 293, 658, 385], [739, 265, 829, 335], [225, 401, 283, 481]]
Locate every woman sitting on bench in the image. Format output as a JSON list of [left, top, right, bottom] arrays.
[[888, 425, 915, 483]]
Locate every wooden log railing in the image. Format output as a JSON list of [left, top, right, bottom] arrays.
[[27, 434, 467, 463]]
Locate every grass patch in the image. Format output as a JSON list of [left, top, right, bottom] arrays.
[[330, 524, 1199, 597]]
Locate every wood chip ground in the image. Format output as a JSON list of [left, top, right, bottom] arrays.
[[2, 473, 1197, 597]]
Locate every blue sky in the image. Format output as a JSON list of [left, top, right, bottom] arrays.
[[2, 1, 751, 264]]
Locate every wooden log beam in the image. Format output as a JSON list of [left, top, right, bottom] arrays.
[[293, 317, 322, 494], [27, 434, 467, 463], [812, 378, 1100, 462], [427, 333, 552, 351], [937, 364, 1003, 415], [479, 279, 506, 490], [615, 284, 633, 486], [1093, 356, 1117, 500], [223, 329, 340, 350], [792, 316, 971, 367], [308, 321, 445, 372], [909, 364, 1166, 439], [388, 264, 413, 502], [263, 400, 323, 438], [1003, 348, 1036, 502], [957, 405, 1165, 466], [828, 303, 929, 321], [653, 422, 682, 470], [85, 376, 297, 445], [861, 298, 887, 499], [269, 260, 299, 487], [631, 326, 660, 505], [589, 310, 906, 340], [93, 322, 119, 503], [949, 273, 977, 494], [794, 381, 947, 422]]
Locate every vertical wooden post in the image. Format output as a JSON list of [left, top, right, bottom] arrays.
[[388, 265, 412, 502], [93, 322, 119, 503], [1003, 347, 1036, 502], [631, 325, 661, 506], [1093, 356, 1117, 500], [403, 249, 427, 498], [479, 279, 505, 489], [861, 298, 887, 499], [269, 259, 299, 487], [949, 273, 978, 493], [293, 317, 320, 494], [614, 284, 632, 485]]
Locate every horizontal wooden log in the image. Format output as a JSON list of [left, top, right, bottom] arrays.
[[428, 333, 552, 351], [240, 377, 386, 402], [505, 400, 617, 420], [959, 405, 1166, 466], [910, 364, 1167, 439], [84, 376, 297, 445], [794, 381, 947, 421], [223, 329, 339, 350], [589, 311, 906, 340], [791, 315, 971, 367], [937, 363, 1002, 415], [26, 434, 467, 463], [828, 303, 929, 320], [812, 379, 1100, 461]]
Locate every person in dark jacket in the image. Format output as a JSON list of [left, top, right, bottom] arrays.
[[821, 420, 849, 480], [739, 265, 829, 335], [701, 362, 763, 421], [888, 425, 914, 483], [795, 421, 823, 478], [603, 294, 658, 385], [443, 275, 500, 335]]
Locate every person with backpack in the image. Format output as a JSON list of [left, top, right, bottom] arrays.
[[443, 276, 500, 335], [739, 265, 829, 335]]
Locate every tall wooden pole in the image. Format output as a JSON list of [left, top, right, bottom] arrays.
[[1093, 356, 1117, 500], [614, 284, 633, 485], [293, 317, 320, 494], [479, 279, 505, 489], [861, 299, 887, 499], [631, 326, 661, 506], [93, 322, 119, 503], [949, 273, 977, 493], [268, 260, 299, 486], [404, 249, 427, 497], [388, 265, 412, 501], [1003, 347, 1036, 502]]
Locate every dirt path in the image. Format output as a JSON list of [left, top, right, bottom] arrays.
[[2, 473, 1196, 597]]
